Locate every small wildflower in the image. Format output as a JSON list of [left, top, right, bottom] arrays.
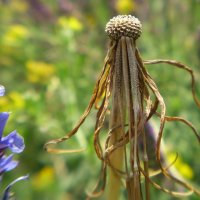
[[58, 16, 83, 31], [0, 86, 28, 199], [0, 155, 18, 174], [32, 167, 55, 190], [0, 113, 25, 154], [168, 153, 194, 179], [0, 99, 9, 112], [0, 91, 25, 111], [116, 0, 135, 14], [26, 61, 55, 84], [8, 91, 25, 110], [2, 25, 29, 46], [0, 92, 25, 112]]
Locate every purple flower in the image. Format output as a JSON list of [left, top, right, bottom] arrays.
[[0, 112, 25, 154], [0, 86, 28, 199], [0, 155, 18, 175]]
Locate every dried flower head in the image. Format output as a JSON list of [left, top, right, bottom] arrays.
[[105, 15, 142, 40], [45, 15, 200, 199]]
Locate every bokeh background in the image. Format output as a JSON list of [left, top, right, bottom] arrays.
[[0, 0, 200, 199]]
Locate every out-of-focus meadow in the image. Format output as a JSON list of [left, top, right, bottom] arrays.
[[0, 0, 200, 199]]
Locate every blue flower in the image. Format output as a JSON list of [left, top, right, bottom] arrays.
[[0, 86, 28, 200], [0, 155, 18, 174], [0, 112, 25, 154]]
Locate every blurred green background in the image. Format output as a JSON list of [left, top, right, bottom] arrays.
[[0, 0, 200, 199]]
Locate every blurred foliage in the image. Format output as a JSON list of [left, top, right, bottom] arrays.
[[0, 0, 200, 199]]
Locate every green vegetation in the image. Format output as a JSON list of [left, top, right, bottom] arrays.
[[0, 0, 199, 199]]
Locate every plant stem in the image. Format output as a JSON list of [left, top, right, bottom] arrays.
[[106, 41, 124, 199], [107, 132, 124, 200]]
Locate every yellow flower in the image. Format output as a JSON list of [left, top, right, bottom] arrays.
[[0, 96, 9, 111], [177, 163, 194, 179], [26, 61, 55, 84], [9, 91, 25, 109], [168, 153, 194, 179], [3, 25, 29, 46], [32, 167, 55, 190], [0, 91, 25, 111], [58, 16, 83, 31], [116, 0, 135, 14]]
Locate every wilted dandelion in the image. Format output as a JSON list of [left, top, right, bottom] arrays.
[[45, 15, 200, 199]]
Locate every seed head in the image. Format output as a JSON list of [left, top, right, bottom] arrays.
[[105, 15, 142, 41]]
